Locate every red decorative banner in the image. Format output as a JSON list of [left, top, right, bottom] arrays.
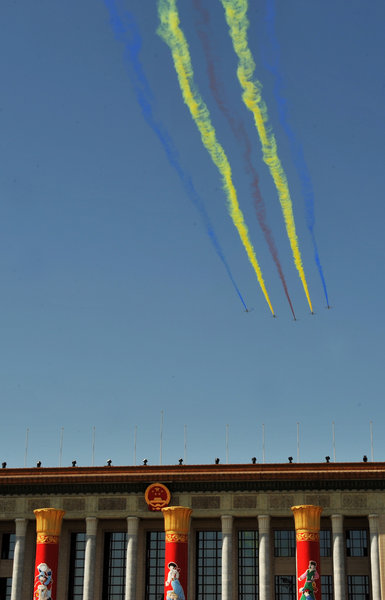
[[162, 506, 192, 600], [33, 508, 65, 600], [291, 505, 322, 600]]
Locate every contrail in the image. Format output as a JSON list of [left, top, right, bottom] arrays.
[[221, 0, 313, 313], [264, 0, 329, 307], [193, 0, 296, 320], [103, 0, 249, 311], [157, 0, 275, 316]]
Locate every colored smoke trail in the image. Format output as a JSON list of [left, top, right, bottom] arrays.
[[157, 0, 275, 316], [264, 0, 329, 307], [221, 0, 313, 313], [193, 0, 296, 320], [103, 0, 248, 311]]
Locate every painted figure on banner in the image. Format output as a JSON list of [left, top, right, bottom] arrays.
[[34, 562, 53, 599], [298, 560, 319, 599], [165, 561, 185, 600]]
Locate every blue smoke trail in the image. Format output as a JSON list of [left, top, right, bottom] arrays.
[[103, 0, 248, 311], [263, 0, 330, 307]]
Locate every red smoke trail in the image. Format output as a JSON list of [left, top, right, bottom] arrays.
[[193, 0, 296, 320]]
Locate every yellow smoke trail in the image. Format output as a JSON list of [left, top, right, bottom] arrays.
[[221, 0, 313, 313], [157, 0, 275, 315]]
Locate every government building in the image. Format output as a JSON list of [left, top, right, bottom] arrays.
[[0, 461, 384, 599]]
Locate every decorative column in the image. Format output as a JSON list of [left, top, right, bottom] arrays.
[[33, 508, 65, 600], [83, 517, 98, 600], [331, 514, 345, 600], [258, 515, 271, 600], [162, 506, 192, 600], [10, 518, 28, 600], [368, 514, 381, 600], [125, 517, 140, 600], [291, 505, 322, 600], [221, 515, 233, 600]]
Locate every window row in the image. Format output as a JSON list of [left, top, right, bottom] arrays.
[[274, 529, 368, 558], [0, 529, 370, 599], [67, 530, 366, 600]]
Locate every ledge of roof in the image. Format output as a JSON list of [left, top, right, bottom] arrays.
[[0, 463, 384, 495]]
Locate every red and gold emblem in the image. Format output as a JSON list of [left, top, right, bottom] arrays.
[[145, 483, 171, 511]]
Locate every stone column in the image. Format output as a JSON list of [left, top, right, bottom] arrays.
[[291, 505, 322, 600], [331, 514, 345, 600], [221, 515, 233, 600], [378, 514, 385, 599], [10, 518, 28, 600], [162, 506, 192, 600], [258, 515, 271, 600], [83, 517, 98, 600], [125, 517, 140, 600], [368, 514, 381, 600], [33, 508, 65, 600]]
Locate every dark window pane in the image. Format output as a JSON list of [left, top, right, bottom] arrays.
[[196, 531, 222, 600], [321, 575, 333, 600], [347, 575, 369, 600], [346, 530, 368, 557], [103, 532, 127, 599], [0, 578, 12, 600], [1, 534, 15, 560], [238, 530, 258, 599], [320, 530, 331, 557], [275, 575, 296, 600], [274, 530, 296, 557], [145, 531, 165, 600], [67, 532, 86, 600]]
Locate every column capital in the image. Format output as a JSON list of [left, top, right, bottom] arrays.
[[162, 506, 192, 535], [258, 514, 270, 534], [85, 517, 98, 536], [126, 516, 140, 536], [291, 504, 322, 533], [368, 514, 379, 532], [221, 515, 233, 535], [331, 514, 344, 534], [15, 517, 28, 537]]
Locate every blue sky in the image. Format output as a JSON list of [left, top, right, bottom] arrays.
[[1, 0, 384, 467]]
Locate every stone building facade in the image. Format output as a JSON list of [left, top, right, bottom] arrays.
[[0, 461, 384, 599]]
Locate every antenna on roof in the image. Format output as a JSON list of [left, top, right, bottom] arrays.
[[332, 421, 336, 462], [297, 422, 300, 463], [370, 421, 374, 461], [134, 425, 137, 466], [59, 427, 64, 467], [91, 426, 96, 467], [24, 427, 29, 468], [262, 424, 265, 464], [226, 424, 229, 464], [160, 410, 164, 466], [184, 424, 187, 465]]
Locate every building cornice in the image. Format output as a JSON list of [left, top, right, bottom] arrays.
[[0, 462, 384, 495]]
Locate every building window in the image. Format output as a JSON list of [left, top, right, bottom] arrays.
[[346, 530, 368, 557], [0, 534, 15, 560], [347, 575, 369, 600], [321, 575, 333, 600], [320, 530, 331, 557], [275, 575, 296, 600], [145, 531, 165, 600], [196, 531, 222, 599], [68, 533, 86, 599], [238, 530, 258, 599], [0, 578, 12, 600], [274, 530, 296, 557], [103, 532, 127, 599]]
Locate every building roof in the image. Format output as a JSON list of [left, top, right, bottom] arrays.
[[0, 462, 384, 495]]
